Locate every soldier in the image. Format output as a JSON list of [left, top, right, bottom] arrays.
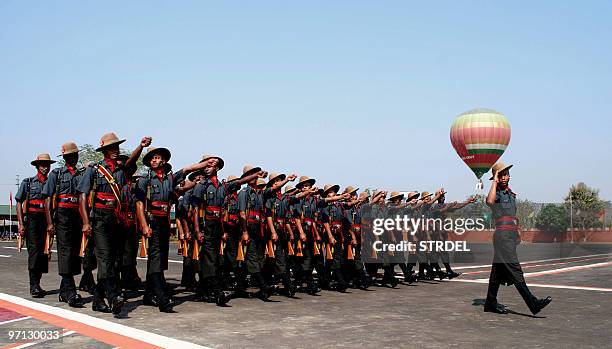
[[293, 176, 323, 294], [413, 190, 443, 280], [219, 175, 246, 297], [484, 162, 552, 315], [42, 142, 85, 307], [16, 153, 56, 298], [177, 171, 202, 291], [135, 147, 217, 312], [192, 160, 263, 305], [76, 133, 144, 316], [263, 172, 298, 297], [320, 184, 352, 292], [398, 191, 421, 283], [237, 166, 274, 300]]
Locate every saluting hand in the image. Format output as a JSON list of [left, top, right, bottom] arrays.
[[258, 171, 268, 178], [140, 137, 152, 148], [287, 174, 297, 181]]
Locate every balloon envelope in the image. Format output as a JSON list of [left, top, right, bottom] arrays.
[[450, 109, 511, 180]]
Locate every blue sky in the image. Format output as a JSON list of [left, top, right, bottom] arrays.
[[1, 1, 611, 204]]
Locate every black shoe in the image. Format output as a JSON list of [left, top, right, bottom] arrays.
[[283, 284, 297, 297], [531, 296, 552, 315], [257, 286, 272, 300], [67, 294, 84, 308], [78, 278, 96, 294], [447, 271, 462, 279], [382, 276, 398, 288], [484, 303, 508, 314], [416, 274, 428, 282], [437, 271, 448, 281], [158, 297, 175, 313], [306, 282, 320, 295], [143, 294, 159, 307], [215, 291, 231, 306], [111, 296, 125, 316], [232, 289, 251, 299], [92, 298, 112, 313], [30, 285, 46, 298]]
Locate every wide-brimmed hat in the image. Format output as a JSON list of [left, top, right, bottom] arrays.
[[241, 164, 261, 178], [266, 172, 286, 187], [201, 154, 225, 170], [342, 186, 359, 195], [359, 191, 370, 200], [489, 162, 513, 180], [322, 184, 340, 196], [284, 185, 297, 195], [59, 142, 80, 157], [226, 175, 238, 182], [420, 191, 433, 200], [31, 153, 56, 166], [187, 170, 204, 182], [256, 178, 267, 188], [143, 147, 171, 167], [296, 176, 316, 189], [406, 191, 420, 201], [388, 191, 404, 201], [96, 132, 126, 152]]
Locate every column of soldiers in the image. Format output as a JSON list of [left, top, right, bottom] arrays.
[[16, 132, 479, 317]]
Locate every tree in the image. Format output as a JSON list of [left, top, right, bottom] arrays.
[[515, 199, 540, 230], [535, 204, 569, 234], [564, 183, 607, 230], [56, 143, 146, 174]]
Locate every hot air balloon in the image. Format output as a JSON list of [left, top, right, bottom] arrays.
[[450, 109, 511, 189]]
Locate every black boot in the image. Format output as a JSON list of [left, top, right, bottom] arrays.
[[333, 270, 348, 293], [78, 269, 96, 294], [252, 273, 272, 300], [92, 283, 111, 313], [444, 263, 462, 279], [59, 275, 83, 308], [104, 278, 124, 316], [281, 274, 296, 297], [151, 273, 174, 313], [29, 271, 46, 298], [399, 264, 415, 284], [381, 266, 398, 288], [355, 269, 370, 289], [484, 281, 507, 314], [515, 282, 552, 315]]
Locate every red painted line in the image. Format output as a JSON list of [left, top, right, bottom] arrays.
[[0, 300, 161, 349], [0, 308, 22, 323]]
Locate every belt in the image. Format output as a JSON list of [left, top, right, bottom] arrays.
[[288, 218, 296, 225], [247, 211, 262, 224], [303, 218, 314, 225], [331, 220, 343, 228], [203, 206, 222, 220], [28, 199, 45, 213], [496, 215, 518, 227], [57, 194, 79, 209], [351, 224, 361, 232], [150, 201, 170, 217], [94, 192, 118, 210], [274, 217, 286, 230], [226, 213, 239, 226]]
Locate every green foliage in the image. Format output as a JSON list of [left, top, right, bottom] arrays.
[[564, 182, 607, 229], [536, 204, 569, 234], [56, 143, 146, 174]]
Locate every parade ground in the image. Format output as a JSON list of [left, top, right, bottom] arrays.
[[0, 241, 610, 348]]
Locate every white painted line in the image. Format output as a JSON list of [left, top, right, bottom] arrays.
[[137, 257, 182, 264], [520, 261, 612, 278], [0, 316, 31, 325], [0, 254, 12, 258], [451, 278, 612, 292], [0, 293, 211, 349], [453, 252, 612, 270]]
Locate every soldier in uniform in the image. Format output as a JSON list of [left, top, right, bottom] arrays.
[[77, 133, 145, 315], [263, 172, 298, 297], [42, 142, 85, 307], [135, 147, 217, 312], [177, 171, 202, 291], [484, 162, 552, 315], [237, 166, 273, 300], [192, 160, 263, 305], [16, 153, 56, 298], [219, 175, 245, 297]]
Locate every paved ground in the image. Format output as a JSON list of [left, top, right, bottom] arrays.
[[0, 241, 610, 348]]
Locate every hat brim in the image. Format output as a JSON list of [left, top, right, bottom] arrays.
[[389, 194, 405, 201], [296, 178, 316, 188], [406, 193, 420, 201], [143, 148, 172, 167], [420, 194, 433, 200], [96, 139, 126, 152], [240, 166, 261, 179], [58, 149, 82, 157], [188, 170, 204, 181], [31, 159, 56, 166], [322, 184, 340, 196], [285, 188, 297, 195], [201, 156, 224, 170], [489, 164, 513, 180], [266, 174, 286, 187]]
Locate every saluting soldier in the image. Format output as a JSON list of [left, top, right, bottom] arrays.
[[16, 153, 56, 298], [293, 176, 322, 295], [263, 172, 298, 297], [177, 171, 202, 291], [237, 166, 273, 300], [219, 175, 246, 297], [135, 147, 216, 312], [42, 142, 85, 307], [76, 133, 143, 316], [191, 159, 262, 305], [484, 162, 552, 315]]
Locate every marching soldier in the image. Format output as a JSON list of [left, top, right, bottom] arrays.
[[135, 147, 217, 312], [293, 176, 322, 294], [484, 162, 552, 315], [16, 153, 56, 298], [263, 172, 298, 297], [237, 166, 273, 300], [76, 133, 144, 316], [219, 175, 245, 297], [42, 142, 85, 307], [192, 160, 263, 305], [177, 171, 202, 291]]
